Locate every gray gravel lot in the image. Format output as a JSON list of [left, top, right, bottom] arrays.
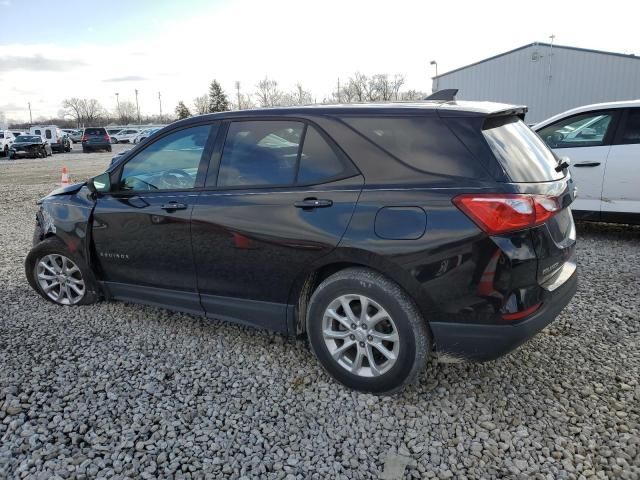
[[1, 148, 639, 479]]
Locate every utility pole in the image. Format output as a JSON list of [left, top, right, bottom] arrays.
[[430, 60, 438, 92], [235, 81, 241, 110], [115, 92, 120, 110], [158, 91, 162, 121], [134, 89, 140, 124], [337, 78, 341, 103], [28, 102, 33, 125]]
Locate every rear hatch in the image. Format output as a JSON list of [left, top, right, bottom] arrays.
[[84, 128, 109, 144], [446, 112, 576, 287]]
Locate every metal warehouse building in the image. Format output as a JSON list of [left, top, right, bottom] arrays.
[[433, 42, 640, 123]]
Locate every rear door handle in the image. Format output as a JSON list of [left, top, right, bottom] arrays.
[[573, 162, 601, 167], [161, 202, 188, 211], [294, 198, 333, 209]]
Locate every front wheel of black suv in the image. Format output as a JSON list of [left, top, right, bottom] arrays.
[[306, 267, 430, 394], [26, 237, 100, 306]]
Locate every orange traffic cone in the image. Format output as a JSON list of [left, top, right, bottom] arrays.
[[61, 167, 70, 186]]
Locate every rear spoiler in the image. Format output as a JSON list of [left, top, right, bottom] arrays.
[[488, 106, 528, 121], [424, 89, 458, 101]]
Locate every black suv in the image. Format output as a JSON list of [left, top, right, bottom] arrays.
[[26, 102, 577, 393], [82, 127, 112, 153]]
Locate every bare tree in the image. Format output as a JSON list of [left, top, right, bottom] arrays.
[[255, 77, 283, 107], [231, 93, 255, 110], [390, 74, 405, 100], [400, 89, 428, 101], [116, 101, 137, 123], [62, 98, 86, 127], [83, 99, 104, 125], [193, 95, 209, 115]]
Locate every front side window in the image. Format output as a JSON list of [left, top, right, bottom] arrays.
[[217, 121, 303, 187], [537, 111, 614, 148], [618, 109, 640, 145], [119, 124, 213, 191], [34, 129, 41, 135]]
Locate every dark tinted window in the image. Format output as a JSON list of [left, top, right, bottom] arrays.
[[85, 128, 107, 136], [45, 129, 52, 139], [297, 126, 347, 184], [537, 111, 614, 148], [619, 109, 640, 145], [217, 121, 303, 187], [120, 124, 213, 191], [34, 129, 41, 135], [483, 116, 563, 182], [341, 116, 481, 177]]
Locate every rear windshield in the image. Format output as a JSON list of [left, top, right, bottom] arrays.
[[85, 128, 107, 136], [482, 116, 563, 182]]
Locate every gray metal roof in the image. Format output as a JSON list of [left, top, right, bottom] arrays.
[[435, 42, 640, 79]]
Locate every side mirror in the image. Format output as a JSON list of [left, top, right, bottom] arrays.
[[88, 172, 111, 195]]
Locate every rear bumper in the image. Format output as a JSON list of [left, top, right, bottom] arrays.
[[430, 269, 577, 362]]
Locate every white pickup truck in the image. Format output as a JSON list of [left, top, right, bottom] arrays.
[[0, 130, 14, 157]]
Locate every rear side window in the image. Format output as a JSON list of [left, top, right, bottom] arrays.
[[536, 111, 615, 148], [483, 116, 563, 182], [34, 129, 41, 135], [45, 129, 52, 139], [341, 116, 483, 178], [85, 128, 106, 136], [217, 121, 303, 187], [297, 126, 347, 184]]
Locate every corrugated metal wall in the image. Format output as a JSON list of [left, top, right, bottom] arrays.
[[434, 44, 640, 123]]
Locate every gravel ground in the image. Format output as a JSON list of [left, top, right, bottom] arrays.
[[1, 150, 639, 479]]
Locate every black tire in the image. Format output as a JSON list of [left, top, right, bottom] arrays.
[[3, 145, 7, 157], [106, 146, 112, 152], [82, 148, 89, 153], [39, 148, 46, 158], [306, 267, 430, 394], [112, 138, 118, 144], [25, 237, 100, 306]]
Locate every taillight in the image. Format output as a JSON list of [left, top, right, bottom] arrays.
[[104, 134, 110, 141], [453, 194, 560, 235], [81, 135, 88, 142], [502, 302, 542, 321]]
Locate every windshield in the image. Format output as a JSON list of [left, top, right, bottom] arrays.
[[15, 135, 41, 142], [482, 116, 564, 182]]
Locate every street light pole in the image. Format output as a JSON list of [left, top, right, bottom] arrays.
[[28, 102, 33, 125], [430, 60, 438, 92], [134, 89, 141, 124], [158, 91, 162, 121], [235, 81, 241, 110]]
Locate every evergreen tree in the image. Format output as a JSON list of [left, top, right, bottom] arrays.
[[175, 101, 191, 119], [208, 80, 230, 112]]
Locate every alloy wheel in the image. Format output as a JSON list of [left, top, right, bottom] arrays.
[[35, 254, 85, 305], [322, 294, 400, 377]]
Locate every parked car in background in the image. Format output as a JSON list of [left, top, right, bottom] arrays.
[[25, 102, 577, 393], [69, 130, 83, 143], [132, 128, 161, 144], [10, 130, 27, 138], [1, 130, 15, 157], [81, 127, 112, 153], [534, 100, 640, 224], [9, 134, 52, 159], [111, 128, 141, 143], [30, 125, 68, 153]]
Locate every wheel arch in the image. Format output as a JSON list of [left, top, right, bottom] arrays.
[[287, 248, 435, 337]]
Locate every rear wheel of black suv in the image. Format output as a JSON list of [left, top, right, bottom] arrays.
[[306, 267, 430, 394], [26, 237, 100, 306]]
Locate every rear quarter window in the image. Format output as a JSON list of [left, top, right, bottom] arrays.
[[482, 116, 563, 182], [340, 116, 486, 178]]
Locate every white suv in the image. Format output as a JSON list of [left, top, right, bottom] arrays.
[[0, 130, 14, 157], [534, 100, 640, 224], [111, 128, 141, 144]]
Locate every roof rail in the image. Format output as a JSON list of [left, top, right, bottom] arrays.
[[424, 89, 458, 101]]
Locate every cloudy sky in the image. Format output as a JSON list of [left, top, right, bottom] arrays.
[[1, 0, 639, 122]]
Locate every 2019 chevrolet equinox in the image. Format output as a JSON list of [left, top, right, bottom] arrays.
[[25, 101, 578, 393]]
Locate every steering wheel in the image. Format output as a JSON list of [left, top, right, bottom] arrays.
[[161, 169, 193, 188]]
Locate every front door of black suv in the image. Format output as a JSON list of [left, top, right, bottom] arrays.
[[91, 123, 219, 314], [191, 120, 363, 332]]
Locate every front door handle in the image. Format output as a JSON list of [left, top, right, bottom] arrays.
[[161, 202, 188, 211], [294, 198, 333, 209], [573, 162, 601, 167]]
